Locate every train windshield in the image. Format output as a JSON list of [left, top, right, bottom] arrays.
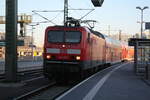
[[65, 31, 81, 43], [48, 31, 64, 42], [47, 30, 81, 43]]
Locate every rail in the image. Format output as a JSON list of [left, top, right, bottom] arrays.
[[0, 68, 43, 81], [14, 82, 56, 100]]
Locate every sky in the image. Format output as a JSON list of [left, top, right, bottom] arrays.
[[0, 0, 150, 46]]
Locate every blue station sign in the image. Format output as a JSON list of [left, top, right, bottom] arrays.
[[0, 40, 24, 46]]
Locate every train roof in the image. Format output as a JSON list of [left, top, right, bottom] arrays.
[[46, 26, 105, 39], [88, 29, 121, 46], [103, 35, 121, 46], [46, 26, 121, 46], [88, 29, 105, 39]]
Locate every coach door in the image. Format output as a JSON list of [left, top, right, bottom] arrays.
[[102, 43, 106, 64]]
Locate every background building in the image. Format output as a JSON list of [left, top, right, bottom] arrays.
[[0, 32, 43, 59], [109, 33, 133, 42]]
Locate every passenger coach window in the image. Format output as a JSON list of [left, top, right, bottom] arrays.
[[65, 31, 81, 43], [48, 31, 64, 42]]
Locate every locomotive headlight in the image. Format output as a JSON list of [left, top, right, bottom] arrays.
[[46, 55, 51, 59], [76, 56, 81, 60]]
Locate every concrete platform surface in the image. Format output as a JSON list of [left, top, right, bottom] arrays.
[[56, 62, 150, 100]]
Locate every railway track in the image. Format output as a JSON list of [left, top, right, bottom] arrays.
[[13, 64, 120, 100], [0, 68, 43, 81], [13, 81, 72, 100], [0, 63, 124, 100], [14, 82, 57, 100], [0, 68, 72, 100]]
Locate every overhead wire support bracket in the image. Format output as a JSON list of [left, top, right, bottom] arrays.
[[79, 9, 95, 20], [32, 10, 64, 13], [32, 11, 56, 25], [32, 21, 50, 24], [68, 8, 95, 11], [81, 20, 97, 29]]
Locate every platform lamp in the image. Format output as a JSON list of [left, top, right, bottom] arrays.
[[29, 23, 39, 60], [136, 6, 149, 38]]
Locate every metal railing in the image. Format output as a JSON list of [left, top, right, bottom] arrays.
[[145, 62, 150, 79]]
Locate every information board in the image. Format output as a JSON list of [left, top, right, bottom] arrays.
[[145, 22, 150, 30]]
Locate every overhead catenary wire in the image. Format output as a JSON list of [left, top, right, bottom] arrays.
[[31, 0, 95, 27], [32, 10, 64, 25], [67, 4, 95, 20], [79, 9, 95, 20]]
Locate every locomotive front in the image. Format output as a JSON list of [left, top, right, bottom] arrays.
[[43, 26, 86, 79]]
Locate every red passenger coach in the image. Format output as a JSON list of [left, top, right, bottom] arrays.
[[43, 25, 125, 81], [104, 36, 122, 64], [121, 42, 129, 61], [127, 46, 134, 61]]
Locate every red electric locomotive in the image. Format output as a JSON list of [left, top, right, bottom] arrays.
[[43, 26, 106, 80], [104, 36, 122, 65]]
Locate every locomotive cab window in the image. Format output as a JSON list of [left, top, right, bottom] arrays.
[[47, 30, 81, 43], [48, 31, 64, 43], [65, 31, 81, 43]]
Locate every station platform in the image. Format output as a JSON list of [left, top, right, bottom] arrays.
[[0, 60, 42, 74], [55, 62, 150, 100]]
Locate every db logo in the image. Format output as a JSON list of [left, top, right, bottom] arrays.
[[60, 49, 67, 53]]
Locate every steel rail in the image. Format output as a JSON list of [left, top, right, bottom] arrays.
[[13, 82, 56, 100], [0, 68, 43, 81]]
